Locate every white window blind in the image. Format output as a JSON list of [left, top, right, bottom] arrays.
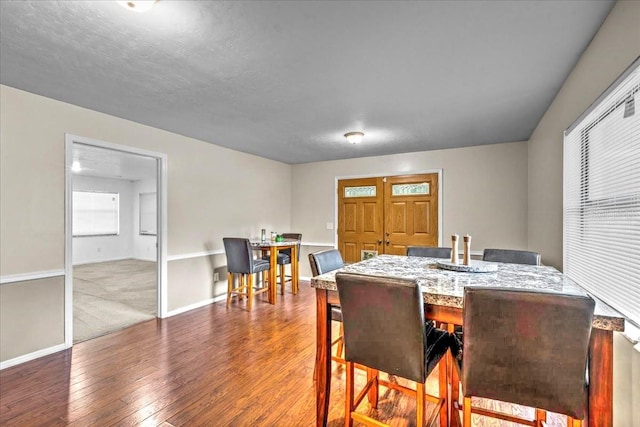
[[73, 191, 120, 236], [564, 57, 640, 326], [139, 192, 157, 235]]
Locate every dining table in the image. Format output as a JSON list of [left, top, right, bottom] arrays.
[[251, 239, 300, 304], [310, 254, 625, 427]]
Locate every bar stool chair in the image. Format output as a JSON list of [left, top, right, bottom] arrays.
[[223, 238, 271, 311], [482, 248, 541, 265], [407, 246, 452, 259], [309, 249, 345, 363], [453, 287, 595, 427], [336, 272, 451, 427]]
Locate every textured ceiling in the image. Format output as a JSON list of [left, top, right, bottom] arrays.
[[0, 1, 614, 164]]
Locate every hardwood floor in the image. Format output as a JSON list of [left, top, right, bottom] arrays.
[[0, 282, 568, 426]]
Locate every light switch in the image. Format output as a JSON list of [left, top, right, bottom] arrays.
[[326, 222, 334, 230]]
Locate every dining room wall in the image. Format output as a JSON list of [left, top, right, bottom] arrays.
[[527, 0, 640, 270], [291, 140, 528, 278], [0, 84, 292, 364]]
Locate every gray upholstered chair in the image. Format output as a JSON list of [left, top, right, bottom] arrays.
[[336, 272, 450, 427], [308, 249, 345, 363], [223, 237, 271, 311], [262, 232, 301, 294], [455, 287, 594, 427], [407, 246, 452, 259], [482, 248, 541, 265]]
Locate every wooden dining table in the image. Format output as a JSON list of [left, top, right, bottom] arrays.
[[310, 254, 625, 427], [251, 239, 300, 304]]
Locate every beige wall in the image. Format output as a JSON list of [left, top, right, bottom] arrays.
[[292, 141, 529, 277], [0, 85, 292, 362], [0, 277, 64, 361], [527, 0, 640, 269]]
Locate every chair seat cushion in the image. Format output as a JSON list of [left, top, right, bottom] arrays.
[[425, 322, 453, 375], [252, 259, 271, 273], [262, 253, 291, 265], [331, 306, 343, 322]]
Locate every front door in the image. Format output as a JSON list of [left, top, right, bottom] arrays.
[[337, 173, 439, 263]]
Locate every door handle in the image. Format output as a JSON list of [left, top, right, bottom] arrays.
[[386, 240, 390, 245]]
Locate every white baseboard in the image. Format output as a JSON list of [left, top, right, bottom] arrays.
[[0, 343, 67, 370], [73, 256, 132, 266], [165, 294, 227, 317], [134, 256, 157, 262]]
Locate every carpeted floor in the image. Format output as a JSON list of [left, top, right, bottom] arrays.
[[73, 259, 157, 343]]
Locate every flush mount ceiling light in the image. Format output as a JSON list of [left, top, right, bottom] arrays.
[[71, 161, 82, 173], [116, 1, 157, 13], [344, 131, 364, 144]]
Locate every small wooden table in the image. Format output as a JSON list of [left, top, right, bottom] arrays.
[[251, 239, 300, 304], [311, 255, 625, 427]]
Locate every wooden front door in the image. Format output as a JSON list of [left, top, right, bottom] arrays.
[[337, 177, 384, 263], [338, 173, 439, 263]]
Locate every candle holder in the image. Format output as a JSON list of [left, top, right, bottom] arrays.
[[451, 234, 459, 264], [463, 235, 472, 265]]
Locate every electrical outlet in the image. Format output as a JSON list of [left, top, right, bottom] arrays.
[[213, 272, 220, 282], [326, 222, 333, 230]]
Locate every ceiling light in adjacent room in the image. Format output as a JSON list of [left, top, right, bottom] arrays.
[[71, 161, 82, 173], [116, 1, 157, 13], [344, 131, 364, 144]]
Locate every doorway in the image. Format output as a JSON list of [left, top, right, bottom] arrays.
[[337, 173, 440, 263], [64, 134, 168, 347]]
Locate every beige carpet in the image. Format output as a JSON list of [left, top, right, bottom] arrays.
[[73, 259, 157, 343]]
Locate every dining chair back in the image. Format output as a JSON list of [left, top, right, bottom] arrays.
[[223, 237, 271, 311], [308, 249, 344, 276], [460, 287, 595, 425], [406, 246, 452, 259], [482, 248, 541, 265], [336, 272, 450, 427]]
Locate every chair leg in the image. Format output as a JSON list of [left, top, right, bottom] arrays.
[[417, 381, 425, 427], [247, 273, 254, 311], [345, 361, 354, 427], [226, 272, 233, 308], [366, 368, 379, 408], [463, 397, 471, 427], [535, 409, 547, 427], [280, 264, 285, 294], [568, 416, 581, 427], [336, 323, 344, 358]]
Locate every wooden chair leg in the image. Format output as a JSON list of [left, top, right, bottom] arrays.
[[247, 274, 254, 311], [336, 323, 344, 358], [366, 368, 379, 408], [535, 409, 547, 427], [416, 381, 425, 427], [345, 361, 355, 427], [280, 264, 285, 294], [463, 397, 471, 427], [226, 272, 233, 308], [568, 416, 581, 427]]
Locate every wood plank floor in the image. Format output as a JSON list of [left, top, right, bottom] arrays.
[[0, 282, 568, 426]]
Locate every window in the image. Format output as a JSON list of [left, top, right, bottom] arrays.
[[564, 57, 640, 326], [139, 192, 157, 235], [72, 191, 119, 236]]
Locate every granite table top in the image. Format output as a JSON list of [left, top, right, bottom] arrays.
[[310, 254, 624, 331]]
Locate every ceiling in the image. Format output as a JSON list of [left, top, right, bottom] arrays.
[[0, 1, 615, 164], [73, 144, 157, 181]]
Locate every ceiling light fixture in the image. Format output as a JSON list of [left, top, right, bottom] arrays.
[[71, 161, 82, 173], [116, 1, 157, 13], [344, 131, 364, 144]]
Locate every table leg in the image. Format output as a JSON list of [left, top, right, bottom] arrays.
[[269, 248, 278, 304], [292, 245, 299, 294], [316, 289, 331, 427], [588, 328, 613, 427]]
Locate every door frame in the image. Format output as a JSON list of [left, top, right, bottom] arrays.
[[64, 134, 168, 349], [334, 169, 443, 249]]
